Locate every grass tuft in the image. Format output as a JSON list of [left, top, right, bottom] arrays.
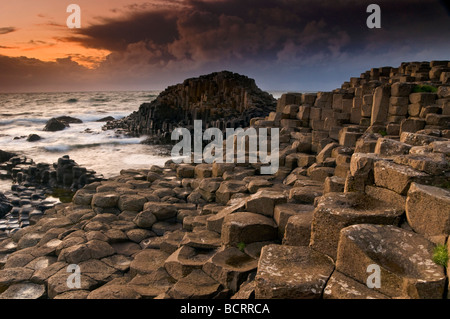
[[432, 244, 448, 268]]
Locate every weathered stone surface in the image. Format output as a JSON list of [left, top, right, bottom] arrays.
[[111, 241, 141, 258], [273, 203, 314, 238], [118, 195, 147, 212], [215, 181, 248, 204], [142, 202, 177, 221], [0, 282, 46, 299], [101, 254, 133, 272], [73, 190, 94, 206], [0, 268, 34, 288], [355, 133, 381, 153], [400, 132, 445, 146], [198, 178, 222, 202], [130, 249, 170, 276], [373, 160, 432, 195], [180, 230, 221, 249], [393, 153, 448, 175], [409, 92, 436, 105], [87, 285, 141, 299], [288, 186, 323, 204], [247, 179, 273, 194], [57, 244, 91, 264], [400, 118, 426, 135], [255, 245, 334, 299], [91, 193, 119, 208], [316, 143, 340, 164], [30, 262, 67, 284], [195, 164, 213, 179], [168, 269, 222, 299], [176, 165, 195, 178], [164, 246, 216, 280], [374, 138, 411, 156], [47, 269, 98, 299], [336, 224, 446, 299], [133, 210, 157, 229], [364, 185, 406, 211], [431, 141, 450, 155], [53, 290, 90, 299], [350, 153, 382, 181], [203, 247, 258, 292], [77, 259, 120, 284], [282, 211, 315, 246], [221, 212, 277, 246], [127, 267, 175, 298], [391, 82, 415, 97], [126, 229, 154, 243], [323, 176, 345, 194], [206, 200, 246, 233], [371, 85, 391, 125], [25, 256, 58, 272], [406, 183, 450, 237], [17, 233, 45, 249], [245, 190, 287, 217], [306, 165, 334, 182], [323, 271, 389, 299], [152, 221, 183, 236], [4, 253, 35, 269], [231, 278, 256, 299], [310, 192, 403, 259]]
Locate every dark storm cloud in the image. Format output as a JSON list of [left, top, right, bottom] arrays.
[[66, 0, 449, 66], [0, 55, 92, 92], [1, 0, 449, 92], [65, 9, 179, 52], [0, 27, 16, 35]]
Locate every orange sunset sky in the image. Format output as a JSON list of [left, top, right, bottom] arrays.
[[0, 0, 449, 92]]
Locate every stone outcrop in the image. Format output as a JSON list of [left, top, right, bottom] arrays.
[[104, 71, 276, 144], [0, 155, 104, 236], [1, 60, 450, 300]]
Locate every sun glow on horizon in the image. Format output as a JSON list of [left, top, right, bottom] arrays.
[[0, 1, 126, 69]]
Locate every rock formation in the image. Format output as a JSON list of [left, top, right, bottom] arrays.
[[104, 71, 276, 143], [0, 60, 449, 300]]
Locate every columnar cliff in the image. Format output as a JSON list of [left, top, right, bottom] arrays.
[[104, 71, 277, 143]]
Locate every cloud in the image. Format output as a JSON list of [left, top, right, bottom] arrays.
[[0, 55, 93, 92], [2, 0, 450, 92], [66, 0, 449, 68], [0, 27, 16, 35]]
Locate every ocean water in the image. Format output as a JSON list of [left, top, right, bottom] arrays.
[[0, 91, 173, 190]]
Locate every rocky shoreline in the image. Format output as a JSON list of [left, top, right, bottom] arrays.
[[0, 61, 449, 299], [0, 154, 105, 237], [103, 71, 277, 144]]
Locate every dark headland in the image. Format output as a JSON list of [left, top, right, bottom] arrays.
[[0, 61, 449, 300]]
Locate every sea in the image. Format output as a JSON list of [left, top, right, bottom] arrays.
[[0, 91, 174, 192], [0, 90, 286, 193]]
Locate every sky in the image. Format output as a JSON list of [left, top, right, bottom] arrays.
[[0, 0, 449, 93]]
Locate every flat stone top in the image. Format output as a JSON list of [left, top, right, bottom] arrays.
[[316, 192, 404, 217], [341, 224, 445, 281], [225, 212, 276, 228], [209, 247, 258, 272], [408, 182, 450, 201], [257, 245, 334, 286]]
